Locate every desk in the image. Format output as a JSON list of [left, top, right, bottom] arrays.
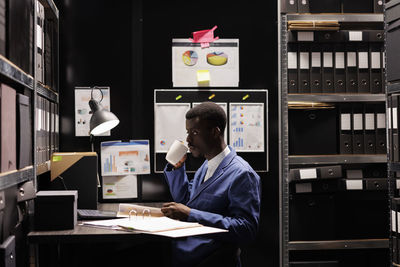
[[28, 203, 172, 267]]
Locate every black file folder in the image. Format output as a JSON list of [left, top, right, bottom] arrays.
[[310, 45, 322, 93], [297, 0, 309, 12], [7, 0, 33, 75], [289, 165, 342, 181], [334, 44, 346, 93], [16, 94, 32, 169], [392, 198, 400, 264], [357, 44, 370, 93], [339, 104, 353, 154], [375, 104, 387, 154], [370, 43, 383, 94], [364, 104, 376, 154], [368, 30, 384, 42], [298, 44, 310, 93], [281, 0, 298, 13], [392, 95, 399, 162], [352, 104, 364, 154], [345, 44, 358, 93], [288, 44, 298, 93], [322, 46, 334, 93]]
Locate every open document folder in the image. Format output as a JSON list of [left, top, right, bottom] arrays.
[[81, 203, 228, 238]]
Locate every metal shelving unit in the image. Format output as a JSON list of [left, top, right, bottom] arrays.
[[287, 13, 384, 23], [36, 82, 58, 103], [0, 55, 34, 90], [289, 154, 387, 165], [288, 94, 386, 102], [0, 167, 34, 191], [279, 5, 388, 267], [289, 239, 389, 251]]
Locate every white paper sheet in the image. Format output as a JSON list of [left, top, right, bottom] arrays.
[[75, 87, 111, 136], [153, 225, 228, 238], [347, 52, 356, 67], [288, 52, 297, 69], [358, 52, 369, 69], [155, 103, 191, 152], [172, 38, 239, 87], [323, 52, 333, 68], [299, 168, 317, 179], [229, 103, 264, 152], [311, 52, 321, 67], [102, 175, 138, 199], [297, 31, 314, 42], [101, 140, 151, 176], [335, 52, 345, 69]]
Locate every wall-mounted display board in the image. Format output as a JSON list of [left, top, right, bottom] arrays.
[[154, 89, 268, 173]]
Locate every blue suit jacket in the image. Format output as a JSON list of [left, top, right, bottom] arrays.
[[164, 146, 261, 267]]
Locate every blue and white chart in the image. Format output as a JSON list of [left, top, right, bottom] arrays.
[[101, 140, 151, 176], [229, 103, 264, 152]]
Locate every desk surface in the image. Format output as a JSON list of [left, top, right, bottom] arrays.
[[28, 202, 168, 244]]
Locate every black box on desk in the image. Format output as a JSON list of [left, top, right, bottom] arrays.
[[50, 152, 98, 209], [34, 190, 77, 231]]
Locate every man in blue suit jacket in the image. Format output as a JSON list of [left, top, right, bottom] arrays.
[[162, 102, 261, 267]]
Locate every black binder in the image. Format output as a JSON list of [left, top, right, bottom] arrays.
[[281, 0, 298, 13], [298, 44, 310, 93], [339, 104, 353, 154], [310, 44, 322, 93], [370, 43, 383, 94], [16, 94, 32, 169], [357, 44, 370, 93], [297, 0, 309, 12], [322, 46, 334, 93], [352, 104, 364, 154], [375, 103, 387, 154], [364, 104, 376, 154], [345, 44, 358, 93], [392, 95, 399, 162], [7, 0, 33, 75], [288, 44, 298, 93], [334, 44, 346, 93], [368, 30, 384, 42]]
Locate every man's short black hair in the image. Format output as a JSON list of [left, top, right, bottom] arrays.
[[186, 102, 227, 135]]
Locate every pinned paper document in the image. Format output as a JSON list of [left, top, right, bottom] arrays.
[[189, 25, 219, 48], [197, 70, 210, 86]]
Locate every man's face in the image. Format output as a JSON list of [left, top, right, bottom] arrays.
[[186, 117, 213, 158]]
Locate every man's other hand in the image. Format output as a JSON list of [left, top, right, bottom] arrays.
[[161, 202, 191, 221]]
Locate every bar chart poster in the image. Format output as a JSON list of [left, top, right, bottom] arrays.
[[101, 140, 151, 176], [229, 103, 264, 152]]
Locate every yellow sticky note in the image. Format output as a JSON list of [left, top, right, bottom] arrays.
[[52, 155, 62, 162], [197, 70, 210, 87]]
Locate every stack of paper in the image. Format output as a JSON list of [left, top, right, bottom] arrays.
[[288, 20, 340, 31]]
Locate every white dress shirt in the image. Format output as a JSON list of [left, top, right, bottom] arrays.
[[203, 146, 231, 183]]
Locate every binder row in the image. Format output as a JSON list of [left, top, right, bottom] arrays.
[[36, 95, 59, 165], [36, 1, 58, 90], [288, 42, 385, 94], [391, 198, 400, 265], [288, 30, 384, 44], [290, 166, 388, 193], [339, 103, 386, 154], [0, 0, 57, 90], [0, 83, 32, 173], [281, 0, 383, 13], [387, 94, 400, 162]]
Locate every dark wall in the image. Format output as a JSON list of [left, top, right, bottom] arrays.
[[55, 0, 279, 266]]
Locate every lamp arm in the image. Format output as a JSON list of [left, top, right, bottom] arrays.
[[90, 86, 104, 103]]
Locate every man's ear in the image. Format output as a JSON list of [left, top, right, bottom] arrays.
[[213, 127, 221, 138]]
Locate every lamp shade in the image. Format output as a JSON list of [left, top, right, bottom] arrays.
[[89, 99, 119, 135]]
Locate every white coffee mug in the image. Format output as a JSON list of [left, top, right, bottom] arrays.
[[166, 140, 188, 166]]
